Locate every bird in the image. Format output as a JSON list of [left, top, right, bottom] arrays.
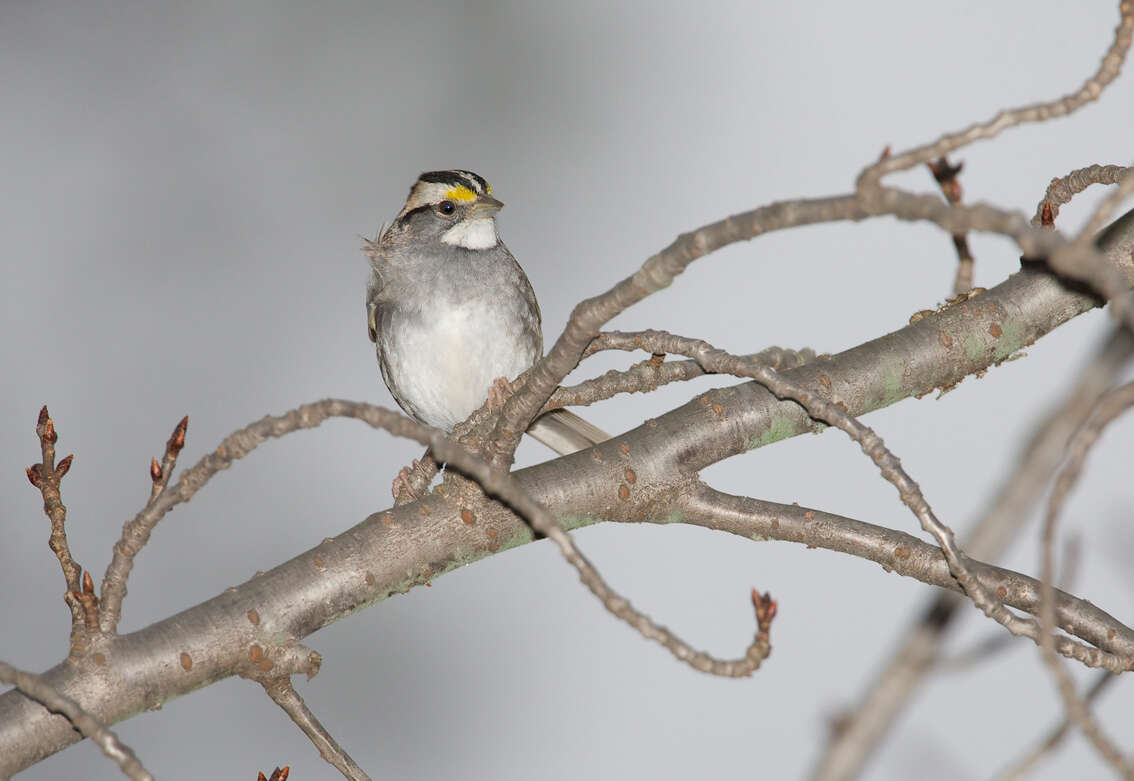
[[364, 169, 607, 465]]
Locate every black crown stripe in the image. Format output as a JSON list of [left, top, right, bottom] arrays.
[[417, 170, 481, 193]]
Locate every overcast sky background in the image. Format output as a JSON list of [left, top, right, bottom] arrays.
[[3, 2, 1134, 779]]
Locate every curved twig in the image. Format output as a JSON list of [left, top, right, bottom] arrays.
[[1034, 164, 1132, 225], [605, 330, 1134, 671], [857, 4, 1134, 190]]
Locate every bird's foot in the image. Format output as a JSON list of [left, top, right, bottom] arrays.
[[486, 376, 514, 411], [392, 459, 425, 504]]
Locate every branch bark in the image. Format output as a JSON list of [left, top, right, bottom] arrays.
[[3, 206, 1134, 772]]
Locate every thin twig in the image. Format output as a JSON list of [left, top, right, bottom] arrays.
[[676, 487, 1134, 661], [1038, 381, 1134, 776], [1033, 164, 1131, 225], [9, 388, 1134, 771], [936, 535, 1081, 674], [550, 337, 816, 410], [24, 405, 86, 628], [105, 399, 777, 678], [261, 677, 370, 781], [149, 416, 188, 503], [485, 195, 872, 468], [928, 156, 977, 294], [997, 672, 1117, 780], [490, 185, 1132, 474], [857, 3, 1134, 190], [1074, 165, 1134, 244], [99, 416, 189, 633], [607, 330, 1134, 671], [400, 339, 813, 496], [807, 305, 1134, 777], [0, 660, 152, 781]]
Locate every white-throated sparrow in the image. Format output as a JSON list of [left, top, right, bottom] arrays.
[[364, 170, 606, 455]]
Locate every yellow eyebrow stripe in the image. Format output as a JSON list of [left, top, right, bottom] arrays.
[[443, 185, 477, 202]]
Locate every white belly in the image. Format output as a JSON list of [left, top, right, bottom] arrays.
[[381, 300, 537, 431]]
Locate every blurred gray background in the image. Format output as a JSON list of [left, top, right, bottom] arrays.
[[3, 1, 1133, 778]]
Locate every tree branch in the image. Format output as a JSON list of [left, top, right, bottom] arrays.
[[7, 184, 1134, 780], [808, 323, 1134, 781], [1038, 381, 1134, 775], [24, 406, 86, 629], [857, 3, 1134, 190], [1034, 164, 1132, 226], [99, 415, 188, 633], [259, 677, 370, 781], [997, 672, 1116, 780], [927, 156, 976, 294], [0, 660, 151, 781]]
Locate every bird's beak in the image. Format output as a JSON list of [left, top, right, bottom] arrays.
[[469, 195, 504, 217]]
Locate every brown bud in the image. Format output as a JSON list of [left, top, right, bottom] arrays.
[[37, 405, 49, 427], [26, 466, 42, 488], [150, 457, 162, 483], [82, 570, 94, 595], [1041, 201, 1055, 228], [43, 418, 57, 444], [751, 589, 778, 631], [928, 156, 963, 184], [168, 416, 189, 456], [55, 454, 74, 479]]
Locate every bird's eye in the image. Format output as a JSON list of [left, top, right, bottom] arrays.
[[438, 200, 455, 215]]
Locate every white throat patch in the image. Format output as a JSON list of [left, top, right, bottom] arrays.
[[441, 217, 498, 250]]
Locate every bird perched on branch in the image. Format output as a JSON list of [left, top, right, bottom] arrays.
[[364, 169, 607, 459]]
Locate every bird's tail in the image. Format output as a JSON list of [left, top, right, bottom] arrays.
[[527, 408, 609, 455]]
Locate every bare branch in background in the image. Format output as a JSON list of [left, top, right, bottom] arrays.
[[997, 673, 1116, 780], [809, 324, 1134, 781], [1038, 381, 1134, 776], [0, 660, 151, 781]]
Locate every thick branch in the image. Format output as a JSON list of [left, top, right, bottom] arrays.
[[0, 661, 151, 780], [5, 210, 1134, 777]]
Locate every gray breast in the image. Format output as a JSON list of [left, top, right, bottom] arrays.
[[373, 242, 542, 431]]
